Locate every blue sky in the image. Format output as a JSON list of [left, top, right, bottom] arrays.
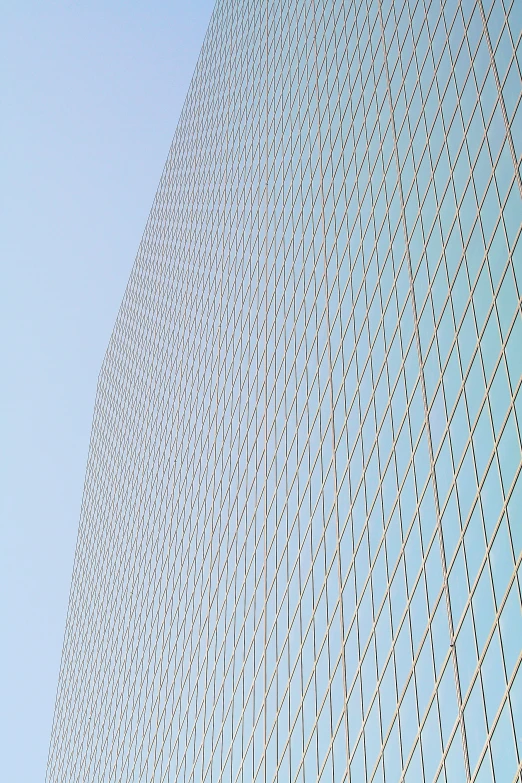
[[0, 2, 214, 779]]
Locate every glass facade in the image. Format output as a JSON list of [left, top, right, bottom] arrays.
[[47, 0, 522, 781]]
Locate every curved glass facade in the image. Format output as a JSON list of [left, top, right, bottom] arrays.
[[47, 0, 522, 781]]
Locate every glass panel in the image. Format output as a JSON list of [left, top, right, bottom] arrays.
[[45, 2, 522, 782]]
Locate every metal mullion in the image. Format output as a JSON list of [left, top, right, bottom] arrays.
[[68, 370, 161, 778], [114, 21, 236, 776], [477, 0, 522, 199], [376, 1, 473, 779], [460, 547, 522, 776], [433, 247, 519, 457]]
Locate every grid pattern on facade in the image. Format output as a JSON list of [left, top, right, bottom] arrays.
[[47, 0, 522, 781]]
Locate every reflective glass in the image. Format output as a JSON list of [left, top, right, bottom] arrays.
[[46, 0, 522, 781]]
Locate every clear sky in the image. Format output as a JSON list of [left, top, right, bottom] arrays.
[[0, 2, 215, 779]]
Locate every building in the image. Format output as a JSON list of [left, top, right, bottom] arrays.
[[47, 0, 522, 781]]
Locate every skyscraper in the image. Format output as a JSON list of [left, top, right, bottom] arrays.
[[47, 0, 522, 780]]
